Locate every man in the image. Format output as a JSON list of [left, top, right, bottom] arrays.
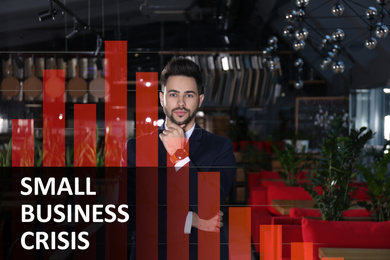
[[124, 57, 236, 259]]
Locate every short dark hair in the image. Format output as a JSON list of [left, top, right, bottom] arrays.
[[161, 57, 204, 95]]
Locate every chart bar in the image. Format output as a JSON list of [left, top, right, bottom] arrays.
[[198, 172, 220, 260], [12, 119, 34, 167], [229, 207, 251, 260], [74, 104, 96, 167], [136, 72, 159, 260], [43, 69, 65, 167]]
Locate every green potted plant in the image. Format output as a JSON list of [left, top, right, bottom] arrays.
[[0, 139, 12, 167], [0, 139, 12, 209], [302, 118, 373, 221], [357, 142, 390, 222], [272, 142, 312, 186]]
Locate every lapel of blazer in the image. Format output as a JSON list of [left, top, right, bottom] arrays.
[[188, 122, 203, 159]]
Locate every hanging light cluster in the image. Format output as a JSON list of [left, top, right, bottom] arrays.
[[283, 0, 347, 74], [320, 28, 345, 74], [365, 0, 389, 50], [262, 36, 281, 72], [283, 0, 310, 52], [293, 58, 304, 89]]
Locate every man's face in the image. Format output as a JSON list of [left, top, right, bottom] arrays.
[[159, 75, 204, 128]]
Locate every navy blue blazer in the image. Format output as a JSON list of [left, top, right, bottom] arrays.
[[124, 122, 236, 259]]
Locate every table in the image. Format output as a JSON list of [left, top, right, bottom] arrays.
[[319, 247, 390, 260], [271, 200, 369, 218], [271, 200, 316, 215]]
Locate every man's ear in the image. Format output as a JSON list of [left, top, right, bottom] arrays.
[[159, 91, 164, 107], [198, 94, 204, 108]]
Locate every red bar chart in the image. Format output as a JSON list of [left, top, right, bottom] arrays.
[[136, 72, 159, 260]]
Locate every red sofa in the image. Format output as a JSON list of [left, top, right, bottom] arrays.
[[247, 171, 311, 256], [302, 218, 390, 260]]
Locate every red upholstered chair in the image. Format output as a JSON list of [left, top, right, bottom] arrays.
[[247, 172, 263, 193], [248, 187, 274, 253], [267, 184, 313, 216], [349, 183, 370, 201], [302, 218, 390, 260], [246, 170, 282, 205], [272, 216, 303, 258], [259, 170, 282, 180]]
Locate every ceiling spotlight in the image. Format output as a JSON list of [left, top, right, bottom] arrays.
[[38, 8, 57, 22], [375, 23, 389, 38], [283, 25, 294, 38], [295, 0, 310, 8], [331, 60, 345, 73], [331, 3, 345, 16], [331, 29, 345, 42], [66, 18, 84, 39], [38, 1, 57, 22], [365, 37, 377, 49], [66, 29, 79, 39], [366, 7, 378, 20]]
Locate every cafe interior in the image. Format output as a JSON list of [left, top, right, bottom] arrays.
[[1, 0, 390, 259]]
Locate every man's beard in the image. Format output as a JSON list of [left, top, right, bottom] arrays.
[[164, 106, 198, 126]]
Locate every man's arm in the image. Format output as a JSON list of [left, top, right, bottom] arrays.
[[192, 211, 224, 232], [189, 137, 236, 232]]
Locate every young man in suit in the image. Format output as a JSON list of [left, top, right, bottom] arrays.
[[125, 57, 236, 259]]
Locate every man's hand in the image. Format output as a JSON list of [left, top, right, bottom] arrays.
[[192, 211, 223, 232], [159, 123, 186, 156]]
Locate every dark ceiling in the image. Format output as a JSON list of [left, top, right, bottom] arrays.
[[0, 0, 390, 96]]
